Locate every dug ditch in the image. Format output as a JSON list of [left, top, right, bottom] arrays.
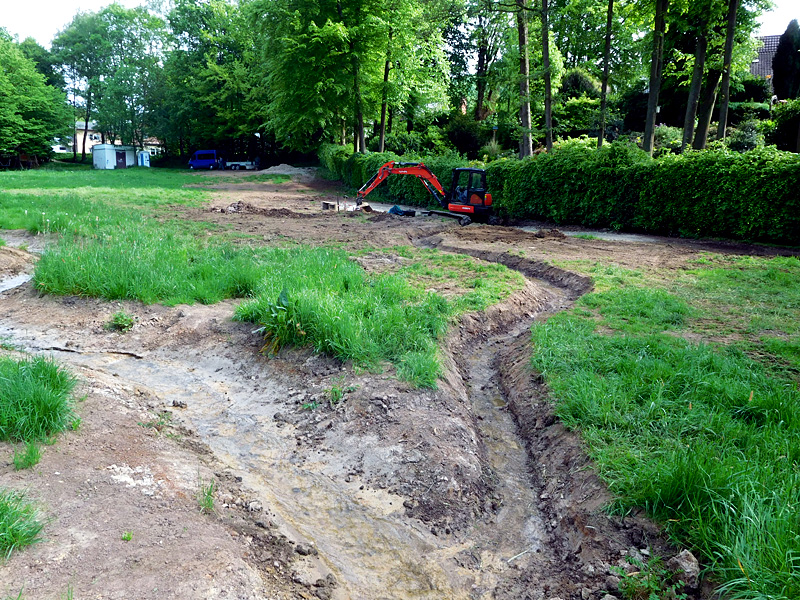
[[0, 240, 682, 600]]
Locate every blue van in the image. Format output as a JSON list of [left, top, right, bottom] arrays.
[[188, 149, 222, 170]]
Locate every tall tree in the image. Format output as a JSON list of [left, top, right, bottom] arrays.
[[716, 0, 739, 139], [597, 0, 613, 148], [643, 0, 669, 156], [517, 0, 533, 156], [0, 38, 71, 157], [540, 0, 553, 152], [51, 11, 111, 161], [772, 19, 800, 100]]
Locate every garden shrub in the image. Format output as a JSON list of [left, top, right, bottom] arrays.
[[769, 99, 800, 152]]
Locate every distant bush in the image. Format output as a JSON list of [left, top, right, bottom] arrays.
[[730, 75, 772, 104], [445, 113, 487, 159], [652, 125, 683, 156], [553, 96, 600, 138], [768, 99, 800, 152], [559, 67, 601, 99], [367, 131, 424, 155], [729, 101, 771, 125], [726, 120, 764, 152]]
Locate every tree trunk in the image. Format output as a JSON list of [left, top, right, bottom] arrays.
[[475, 25, 489, 121], [643, 0, 669, 156], [681, 34, 707, 151], [81, 92, 92, 163], [692, 68, 722, 150], [378, 31, 393, 153], [541, 0, 553, 152], [353, 50, 366, 153], [716, 0, 739, 140], [516, 0, 533, 158], [598, 0, 614, 149]]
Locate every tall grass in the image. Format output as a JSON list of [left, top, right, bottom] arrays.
[[235, 247, 451, 387], [532, 285, 800, 599], [0, 356, 76, 442], [35, 229, 267, 305], [0, 489, 43, 559]]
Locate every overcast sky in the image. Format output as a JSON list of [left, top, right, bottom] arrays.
[[2, 0, 799, 48]]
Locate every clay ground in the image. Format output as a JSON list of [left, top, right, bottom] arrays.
[[1, 169, 791, 600]]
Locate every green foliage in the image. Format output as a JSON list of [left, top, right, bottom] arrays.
[[531, 265, 800, 600], [772, 19, 800, 100], [652, 125, 682, 156], [121, 531, 133, 541], [197, 478, 215, 514], [0, 489, 43, 559], [0, 38, 71, 157], [13, 442, 42, 471], [553, 96, 601, 137], [0, 357, 76, 443], [445, 113, 486, 159], [769, 99, 800, 152], [612, 555, 688, 600], [559, 67, 601, 99], [725, 120, 764, 153], [105, 311, 136, 332], [485, 140, 800, 244], [234, 247, 451, 387]]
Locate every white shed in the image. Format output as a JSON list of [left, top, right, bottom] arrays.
[[92, 144, 136, 170]]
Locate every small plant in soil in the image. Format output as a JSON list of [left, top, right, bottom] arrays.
[[121, 531, 133, 541], [612, 555, 687, 600], [197, 478, 216, 514], [13, 441, 41, 470], [105, 310, 136, 332], [138, 411, 171, 432], [0, 488, 43, 559]]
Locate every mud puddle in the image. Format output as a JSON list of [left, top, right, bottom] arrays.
[[0, 275, 565, 599], [0, 273, 31, 293]]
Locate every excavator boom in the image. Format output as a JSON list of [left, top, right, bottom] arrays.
[[356, 161, 448, 208]]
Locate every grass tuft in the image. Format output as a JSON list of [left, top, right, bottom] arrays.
[[0, 489, 43, 559], [0, 356, 76, 442], [13, 442, 41, 471]]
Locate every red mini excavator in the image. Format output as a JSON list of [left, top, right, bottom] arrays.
[[356, 161, 495, 226]]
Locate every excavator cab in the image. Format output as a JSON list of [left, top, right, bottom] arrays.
[[447, 168, 493, 221]]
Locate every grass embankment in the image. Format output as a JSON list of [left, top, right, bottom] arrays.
[[0, 169, 523, 386], [235, 246, 524, 387], [0, 356, 78, 557], [534, 254, 800, 599]]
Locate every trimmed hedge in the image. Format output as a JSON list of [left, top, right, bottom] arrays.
[[320, 141, 800, 244]]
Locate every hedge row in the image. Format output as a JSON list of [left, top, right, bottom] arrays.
[[320, 141, 800, 245]]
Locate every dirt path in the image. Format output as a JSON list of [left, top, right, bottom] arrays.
[[3, 170, 774, 598]]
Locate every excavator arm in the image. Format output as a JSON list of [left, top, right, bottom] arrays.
[[356, 161, 448, 208]]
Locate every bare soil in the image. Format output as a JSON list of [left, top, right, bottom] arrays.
[[2, 169, 784, 599]]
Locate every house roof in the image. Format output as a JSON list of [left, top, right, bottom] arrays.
[[750, 35, 781, 79], [75, 121, 99, 131]]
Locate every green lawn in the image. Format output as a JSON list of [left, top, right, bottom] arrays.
[[538, 254, 800, 600], [0, 168, 523, 387]]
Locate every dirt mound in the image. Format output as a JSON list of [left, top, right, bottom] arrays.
[[0, 245, 35, 278], [211, 201, 317, 219]]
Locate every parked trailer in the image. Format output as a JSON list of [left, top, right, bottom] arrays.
[[225, 160, 257, 170]]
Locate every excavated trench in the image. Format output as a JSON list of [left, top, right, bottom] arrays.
[[0, 237, 668, 599]]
